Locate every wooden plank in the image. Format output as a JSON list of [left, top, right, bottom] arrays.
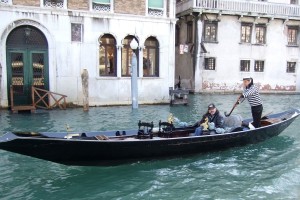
[[11, 105, 36, 114]]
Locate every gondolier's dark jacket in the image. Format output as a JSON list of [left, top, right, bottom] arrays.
[[199, 110, 225, 128]]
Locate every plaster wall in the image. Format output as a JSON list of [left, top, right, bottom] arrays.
[[0, 6, 176, 106], [176, 14, 300, 93]]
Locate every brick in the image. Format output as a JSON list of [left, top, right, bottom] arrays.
[[114, 0, 146, 15], [13, 0, 40, 6], [68, 0, 89, 10]]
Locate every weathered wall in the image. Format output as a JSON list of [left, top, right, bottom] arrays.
[[175, 18, 194, 89], [176, 13, 300, 93], [0, 1, 176, 107]]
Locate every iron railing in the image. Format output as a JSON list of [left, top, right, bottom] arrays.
[[177, 0, 300, 18]]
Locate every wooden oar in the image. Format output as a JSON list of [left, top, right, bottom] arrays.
[[224, 97, 241, 117]]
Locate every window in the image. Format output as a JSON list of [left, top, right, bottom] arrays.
[[240, 60, 250, 72], [122, 36, 139, 77], [203, 21, 218, 43], [0, 0, 11, 4], [175, 24, 180, 46], [288, 27, 298, 45], [254, 60, 264, 72], [148, 0, 164, 16], [204, 57, 216, 70], [44, 0, 64, 8], [143, 37, 159, 77], [287, 62, 296, 73], [187, 21, 193, 43], [291, 0, 298, 4], [241, 24, 252, 43], [71, 23, 83, 42], [99, 34, 117, 76], [255, 25, 266, 44], [93, 0, 111, 12]]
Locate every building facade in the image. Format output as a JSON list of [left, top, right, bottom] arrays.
[[0, 0, 176, 107], [176, 0, 300, 93]]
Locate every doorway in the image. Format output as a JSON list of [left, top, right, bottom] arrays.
[[6, 26, 49, 107]]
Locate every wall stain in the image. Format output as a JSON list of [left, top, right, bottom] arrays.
[[202, 81, 296, 92]]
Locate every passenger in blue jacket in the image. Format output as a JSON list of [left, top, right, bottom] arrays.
[[194, 103, 224, 136]]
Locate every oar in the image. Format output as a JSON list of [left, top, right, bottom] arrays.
[[224, 97, 241, 117]]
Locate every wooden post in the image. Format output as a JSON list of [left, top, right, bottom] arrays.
[[81, 69, 89, 111]]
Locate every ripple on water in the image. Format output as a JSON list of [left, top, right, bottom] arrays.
[[0, 94, 300, 199]]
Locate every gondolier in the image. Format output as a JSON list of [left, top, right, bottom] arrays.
[[238, 77, 263, 128]]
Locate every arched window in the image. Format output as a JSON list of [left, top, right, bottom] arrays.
[[99, 34, 117, 76], [143, 37, 159, 77], [122, 35, 139, 77]]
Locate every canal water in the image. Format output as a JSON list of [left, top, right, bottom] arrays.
[[0, 94, 300, 200]]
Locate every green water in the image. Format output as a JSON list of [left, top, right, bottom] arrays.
[[0, 94, 300, 200]]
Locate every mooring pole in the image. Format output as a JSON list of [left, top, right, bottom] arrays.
[[81, 69, 89, 111], [130, 39, 138, 109]]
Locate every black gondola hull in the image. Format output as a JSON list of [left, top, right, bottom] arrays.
[[0, 109, 299, 166]]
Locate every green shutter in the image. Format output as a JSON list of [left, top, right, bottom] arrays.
[[93, 0, 110, 4], [148, 0, 163, 9]]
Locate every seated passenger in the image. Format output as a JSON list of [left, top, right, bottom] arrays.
[[194, 103, 225, 136]]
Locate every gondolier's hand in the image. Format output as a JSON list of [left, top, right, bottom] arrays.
[[236, 94, 243, 104]]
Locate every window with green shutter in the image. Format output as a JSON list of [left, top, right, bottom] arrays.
[[93, 0, 110, 4], [148, 0, 164, 16], [148, 0, 163, 9], [93, 0, 111, 12]]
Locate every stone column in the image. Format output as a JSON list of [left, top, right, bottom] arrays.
[[81, 69, 89, 111], [138, 48, 143, 78], [117, 45, 122, 77]]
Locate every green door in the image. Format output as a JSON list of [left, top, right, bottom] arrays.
[[7, 50, 49, 106], [6, 25, 49, 107]]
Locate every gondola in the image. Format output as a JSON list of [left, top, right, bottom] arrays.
[[0, 109, 299, 166]]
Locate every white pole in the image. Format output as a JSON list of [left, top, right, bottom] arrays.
[[131, 51, 138, 109]]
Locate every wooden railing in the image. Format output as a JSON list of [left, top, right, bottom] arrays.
[[177, 0, 300, 18], [32, 86, 67, 110]]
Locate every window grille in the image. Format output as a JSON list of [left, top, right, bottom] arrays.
[[71, 23, 83, 42], [240, 60, 250, 72], [204, 22, 218, 43], [287, 62, 296, 73], [241, 24, 252, 43], [288, 27, 298, 45], [254, 60, 264, 72], [255, 25, 266, 44], [148, 0, 164, 16], [44, 0, 64, 8], [0, 0, 9, 4], [204, 57, 216, 70], [93, 0, 111, 12]]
